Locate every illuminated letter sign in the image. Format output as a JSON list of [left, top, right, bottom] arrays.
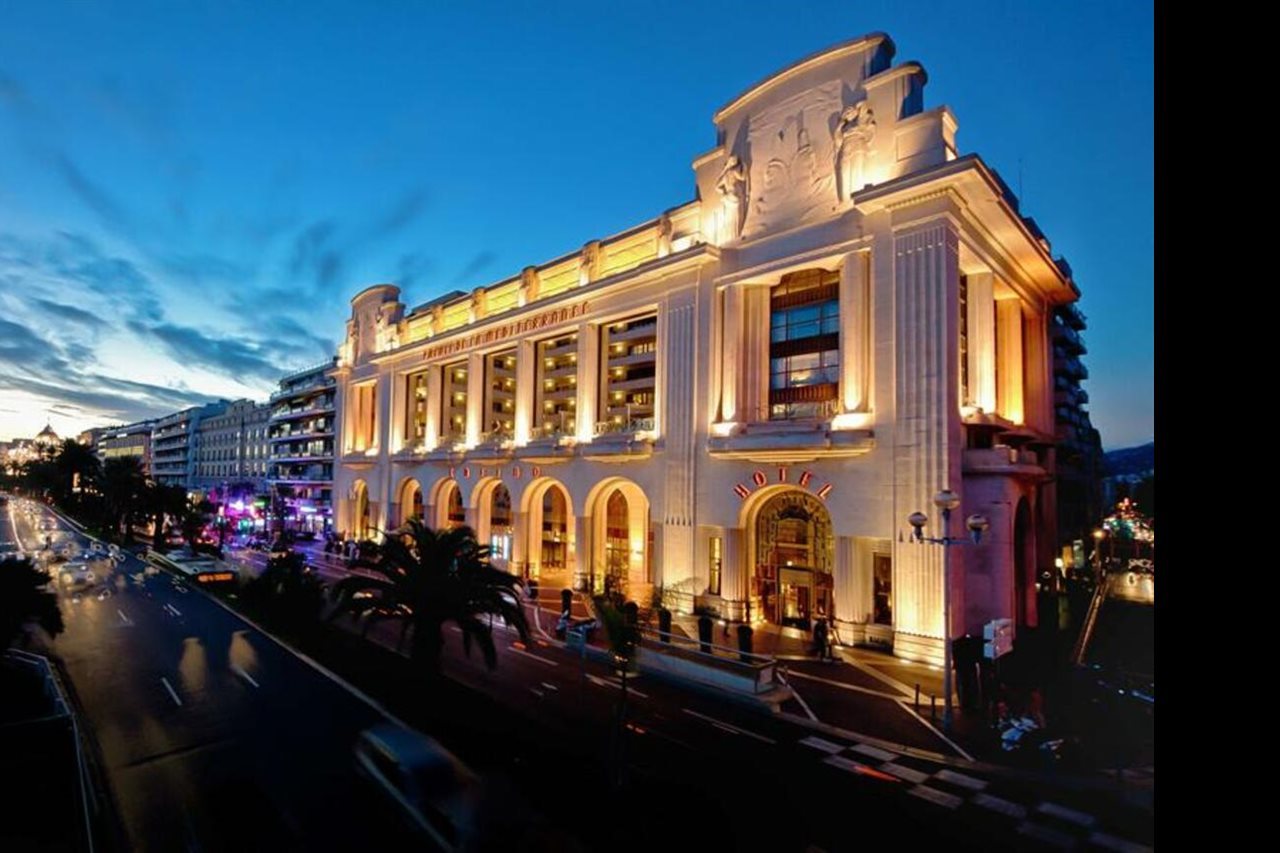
[[733, 483, 751, 499], [752, 470, 767, 487]]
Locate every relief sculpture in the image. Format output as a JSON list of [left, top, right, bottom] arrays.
[[834, 101, 876, 203]]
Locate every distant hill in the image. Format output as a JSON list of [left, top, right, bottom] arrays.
[[1104, 442, 1154, 477]]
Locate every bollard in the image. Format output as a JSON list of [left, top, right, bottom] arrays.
[[658, 608, 672, 644], [560, 588, 573, 614], [697, 614, 714, 654], [737, 624, 754, 664], [915, 683, 921, 712], [930, 695, 937, 719]]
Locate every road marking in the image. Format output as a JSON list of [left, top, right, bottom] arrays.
[[585, 674, 649, 698], [231, 664, 260, 688], [821, 754, 901, 783], [895, 699, 974, 761], [530, 687, 545, 698], [161, 677, 183, 707], [971, 793, 1027, 820], [935, 768, 987, 791], [117, 609, 132, 626], [799, 735, 846, 754], [783, 668, 906, 700], [909, 784, 964, 810], [879, 762, 930, 784], [164, 603, 184, 617], [540, 681, 558, 692], [682, 709, 776, 745], [1017, 820, 1075, 850], [1088, 831, 1151, 852], [509, 646, 559, 667], [850, 742, 897, 762], [1036, 801, 1096, 828]]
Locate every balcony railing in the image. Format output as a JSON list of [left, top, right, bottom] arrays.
[[594, 417, 656, 437]]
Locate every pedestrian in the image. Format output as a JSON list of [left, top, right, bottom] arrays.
[[812, 617, 829, 661]]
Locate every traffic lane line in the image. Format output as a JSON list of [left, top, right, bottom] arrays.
[[585, 673, 648, 699], [231, 664, 260, 688], [681, 708, 776, 745], [161, 677, 183, 707]]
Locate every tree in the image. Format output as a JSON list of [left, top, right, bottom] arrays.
[[328, 519, 530, 678], [272, 484, 296, 537], [54, 439, 100, 504], [99, 457, 147, 542], [142, 482, 190, 550], [1, 559, 64, 649], [593, 594, 639, 790], [242, 551, 326, 629]]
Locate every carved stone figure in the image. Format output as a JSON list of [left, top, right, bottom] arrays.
[[716, 155, 748, 242], [579, 241, 601, 286], [834, 102, 876, 202], [656, 212, 673, 258], [520, 265, 541, 306]]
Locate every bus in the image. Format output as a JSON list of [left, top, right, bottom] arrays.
[[145, 549, 240, 589]]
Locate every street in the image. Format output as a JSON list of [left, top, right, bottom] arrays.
[[5, 501, 1154, 852], [4, 502, 423, 852]]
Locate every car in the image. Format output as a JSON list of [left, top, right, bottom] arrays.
[[59, 561, 96, 588], [353, 723, 480, 851]]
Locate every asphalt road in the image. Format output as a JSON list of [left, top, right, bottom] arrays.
[[4, 502, 423, 853], [5, 502, 1154, 852]]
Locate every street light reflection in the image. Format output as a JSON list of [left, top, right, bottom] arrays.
[[179, 636, 208, 694]]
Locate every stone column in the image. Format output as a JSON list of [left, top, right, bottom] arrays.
[[834, 536, 858, 624], [996, 298, 1024, 424], [466, 352, 484, 446], [1022, 308, 1052, 433], [509, 509, 529, 579], [333, 376, 349, 455], [722, 527, 745, 620], [891, 220, 963, 664], [424, 365, 442, 451], [514, 339, 535, 445], [662, 298, 697, 585], [967, 273, 996, 413], [839, 250, 872, 413], [575, 321, 598, 443], [720, 285, 743, 422], [388, 370, 406, 453]]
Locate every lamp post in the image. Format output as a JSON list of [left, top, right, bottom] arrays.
[[907, 489, 989, 731]]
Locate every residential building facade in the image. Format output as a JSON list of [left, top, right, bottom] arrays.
[[193, 399, 272, 494], [268, 361, 337, 534], [331, 33, 1078, 665], [151, 403, 227, 489], [98, 419, 157, 475]]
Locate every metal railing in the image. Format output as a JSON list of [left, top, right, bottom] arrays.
[[594, 417, 656, 437], [631, 622, 779, 693]]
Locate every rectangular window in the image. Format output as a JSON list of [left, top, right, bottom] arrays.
[[352, 383, 378, 451], [484, 349, 517, 440], [768, 269, 840, 421], [599, 313, 657, 434], [873, 554, 892, 626], [407, 371, 429, 446], [534, 333, 577, 437], [442, 360, 468, 442], [708, 536, 723, 596]]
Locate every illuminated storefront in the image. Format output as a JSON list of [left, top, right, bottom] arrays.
[[333, 32, 1079, 664]]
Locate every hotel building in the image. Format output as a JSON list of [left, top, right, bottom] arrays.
[[332, 33, 1079, 664], [193, 399, 272, 494]]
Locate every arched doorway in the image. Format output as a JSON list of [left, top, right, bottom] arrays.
[[585, 478, 651, 597], [750, 490, 833, 629], [397, 478, 422, 528], [1014, 497, 1032, 626], [523, 479, 573, 586], [488, 483, 513, 571], [351, 480, 370, 541], [445, 481, 466, 529]]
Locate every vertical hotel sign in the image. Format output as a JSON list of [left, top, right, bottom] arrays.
[[423, 301, 591, 360]]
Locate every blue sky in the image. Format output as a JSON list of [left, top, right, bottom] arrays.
[[0, 0, 1153, 449]]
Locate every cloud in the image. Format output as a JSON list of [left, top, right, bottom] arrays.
[[396, 252, 435, 290], [131, 320, 283, 385], [28, 298, 110, 332], [367, 188, 429, 239], [53, 153, 133, 230], [454, 250, 497, 285]]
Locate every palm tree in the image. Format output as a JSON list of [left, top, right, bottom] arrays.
[[100, 457, 147, 542], [593, 594, 639, 790], [1, 559, 65, 649], [328, 519, 530, 678], [54, 438, 101, 503], [142, 482, 190, 550]]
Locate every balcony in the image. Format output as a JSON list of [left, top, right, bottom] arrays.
[[272, 401, 335, 421], [607, 322, 657, 343], [707, 410, 874, 462], [962, 445, 1046, 478], [269, 451, 332, 464], [269, 429, 334, 443], [1052, 323, 1085, 355], [583, 419, 657, 461]]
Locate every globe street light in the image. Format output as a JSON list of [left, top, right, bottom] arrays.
[[907, 489, 990, 730]]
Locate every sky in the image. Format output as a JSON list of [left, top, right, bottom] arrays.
[[0, 0, 1154, 450]]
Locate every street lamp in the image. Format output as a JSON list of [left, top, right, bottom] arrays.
[[907, 488, 989, 731]]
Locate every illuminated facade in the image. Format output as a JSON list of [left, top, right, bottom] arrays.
[[332, 33, 1079, 663], [268, 361, 337, 534]]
